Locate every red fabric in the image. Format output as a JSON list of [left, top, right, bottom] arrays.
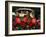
[[15, 16, 21, 24], [14, 16, 37, 27], [20, 16, 28, 27], [20, 21, 25, 27], [23, 16, 28, 23], [29, 18, 37, 27], [14, 16, 28, 27], [31, 18, 36, 24], [29, 20, 32, 27]]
